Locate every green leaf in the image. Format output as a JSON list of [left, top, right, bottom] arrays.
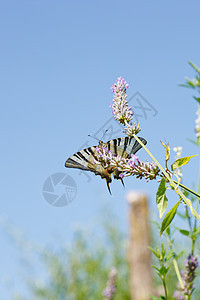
[[149, 294, 165, 300], [186, 138, 199, 145], [194, 96, 200, 104], [160, 201, 180, 235], [152, 265, 160, 272], [176, 250, 185, 260], [177, 229, 190, 237], [165, 250, 174, 261], [156, 178, 168, 218], [193, 226, 200, 236], [150, 220, 161, 230], [160, 140, 170, 161], [171, 155, 199, 171], [187, 80, 195, 88], [177, 212, 186, 219], [165, 226, 170, 236], [148, 246, 159, 258], [188, 61, 200, 73], [159, 265, 169, 276]]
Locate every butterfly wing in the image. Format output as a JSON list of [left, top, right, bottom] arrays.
[[65, 136, 147, 193], [65, 146, 112, 190], [106, 136, 147, 159], [106, 136, 147, 182]]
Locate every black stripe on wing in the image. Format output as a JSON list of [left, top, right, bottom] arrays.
[[121, 136, 129, 157], [65, 147, 93, 170], [65, 157, 89, 170], [110, 136, 147, 158], [130, 137, 147, 156], [65, 144, 100, 171]]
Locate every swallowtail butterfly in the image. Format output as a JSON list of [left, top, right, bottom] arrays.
[[65, 136, 147, 194]]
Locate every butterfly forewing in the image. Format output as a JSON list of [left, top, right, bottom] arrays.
[[65, 146, 96, 170], [65, 146, 112, 182], [107, 137, 147, 159]]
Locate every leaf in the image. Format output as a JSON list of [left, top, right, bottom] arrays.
[[160, 140, 170, 161], [149, 294, 165, 300], [187, 80, 196, 88], [188, 61, 200, 74], [160, 201, 180, 235], [159, 265, 169, 276], [183, 196, 198, 219], [193, 226, 200, 236], [152, 265, 160, 272], [186, 138, 199, 145], [194, 96, 200, 104], [150, 220, 161, 230], [165, 226, 170, 236], [165, 250, 174, 261], [178, 229, 190, 237], [176, 250, 185, 260], [156, 178, 168, 218], [171, 155, 199, 171], [177, 212, 186, 219], [148, 246, 159, 258]]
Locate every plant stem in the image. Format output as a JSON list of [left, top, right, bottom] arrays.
[[132, 132, 200, 222], [194, 158, 200, 232], [185, 206, 192, 232], [192, 157, 200, 254], [167, 236, 184, 291], [172, 258, 184, 290], [172, 181, 200, 198], [162, 278, 168, 299]]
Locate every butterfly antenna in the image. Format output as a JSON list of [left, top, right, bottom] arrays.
[[101, 129, 108, 141], [88, 134, 100, 142]]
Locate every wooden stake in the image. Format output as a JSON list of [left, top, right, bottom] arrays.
[[127, 191, 152, 300]]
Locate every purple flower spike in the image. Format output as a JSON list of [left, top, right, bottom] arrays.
[[175, 253, 199, 297], [102, 267, 117, 300], [131, 154, 139, 163], [110, 77, 133, 126]]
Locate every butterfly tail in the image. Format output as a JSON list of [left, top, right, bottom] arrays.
[[119, 177, 125, 188], [106, 179, 112, 195], [113, 171, 125, 188]]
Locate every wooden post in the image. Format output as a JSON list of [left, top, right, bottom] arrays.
[[127, 191, 152, 300]]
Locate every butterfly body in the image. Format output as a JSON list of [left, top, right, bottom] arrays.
[[65, 136, 147, 193]]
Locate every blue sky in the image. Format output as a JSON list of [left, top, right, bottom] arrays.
[[1, 0, 200, 298]]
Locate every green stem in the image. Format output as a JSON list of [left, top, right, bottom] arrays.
[[184, 206, 192, 232], [132, 133, 200, 222], [172, 181, 200, 198], [162, 278, 168, 299], [167, 236, 184, 291], [172, 257, 184, 290], [194, 158, 200, 232], [192, 156, 200, 254]]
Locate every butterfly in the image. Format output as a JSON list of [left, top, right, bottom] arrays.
[[65, 136, 147, 194]]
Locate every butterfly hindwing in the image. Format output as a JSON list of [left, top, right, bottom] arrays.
[[65, 146, 112, 182], [107, 137, 147, 183]]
